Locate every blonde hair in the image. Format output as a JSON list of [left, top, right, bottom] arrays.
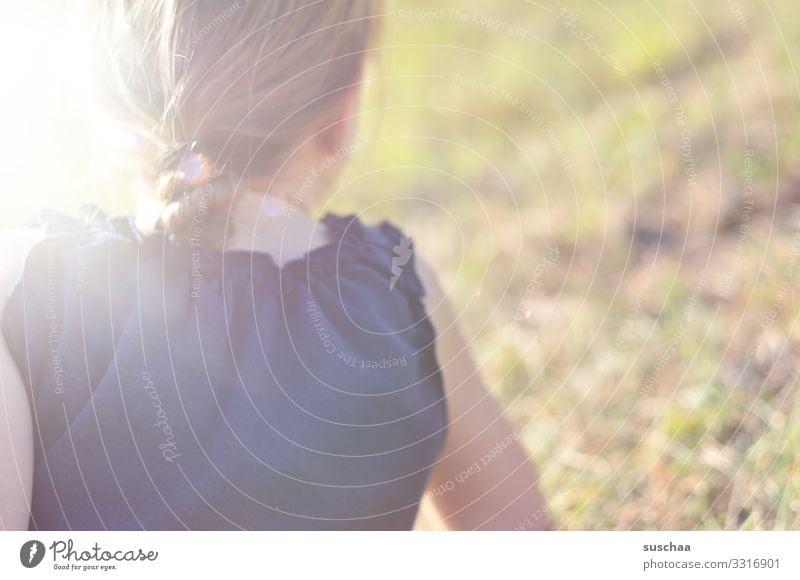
[[93, 0, 380, 239]]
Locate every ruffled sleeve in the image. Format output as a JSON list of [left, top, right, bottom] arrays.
[[1, 207, 142, 449]]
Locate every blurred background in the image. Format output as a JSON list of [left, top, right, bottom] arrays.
[[2, 0, 799, 529]]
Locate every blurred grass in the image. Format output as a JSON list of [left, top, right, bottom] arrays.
[[335, 0, 800, 530], [5, 0, 799, 529]]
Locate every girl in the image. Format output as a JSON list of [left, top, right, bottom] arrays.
[[0, 0, 548, 530]]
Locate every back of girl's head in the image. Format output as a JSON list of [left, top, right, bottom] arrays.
[[93, 0, 379, 239]]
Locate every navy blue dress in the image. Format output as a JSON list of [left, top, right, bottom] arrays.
[[2, 209, 446, 530]]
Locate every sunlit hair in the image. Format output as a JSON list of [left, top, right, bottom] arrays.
[[92, 0, 380, 239]]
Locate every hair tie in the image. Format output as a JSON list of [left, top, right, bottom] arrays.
[[161, 141, 213, 187]]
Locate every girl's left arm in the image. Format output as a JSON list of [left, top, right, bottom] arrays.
[[0, 231, 39, 530], [416, 256, 550, 530]]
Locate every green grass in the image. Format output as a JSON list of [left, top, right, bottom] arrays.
[[338, 0, 799, 530]]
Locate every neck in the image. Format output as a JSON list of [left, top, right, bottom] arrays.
[[224, 188, 329, 265]]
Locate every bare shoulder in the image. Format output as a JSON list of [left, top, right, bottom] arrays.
[[0, 228, 41, 530], [0, 229, 44, 298], [413, 253, 452, 324], [412, 252, 472, 396], [0, 228, 45, 353]]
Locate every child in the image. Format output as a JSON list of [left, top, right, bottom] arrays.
[[0, 0, 548, 530]]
